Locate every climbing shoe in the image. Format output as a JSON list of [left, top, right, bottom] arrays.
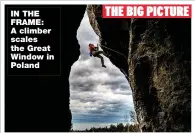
[[102, 65, 106, 68]]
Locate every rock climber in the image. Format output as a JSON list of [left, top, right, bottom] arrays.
[[89, 43, 106, 68]]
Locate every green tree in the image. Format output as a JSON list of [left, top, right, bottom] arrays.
[[116, 123, 125, 132]]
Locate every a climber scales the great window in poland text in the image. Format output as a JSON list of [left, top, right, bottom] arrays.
[[7, 7, 61, 75]]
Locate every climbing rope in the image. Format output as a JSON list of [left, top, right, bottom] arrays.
[[99, 44, 128, 59], [97, 43, 130, 81]]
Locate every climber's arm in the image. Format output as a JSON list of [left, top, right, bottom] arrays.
[[97, 44, 99, 50]]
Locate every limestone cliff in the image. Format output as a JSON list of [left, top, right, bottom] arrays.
[[87, 5, 191, 132]]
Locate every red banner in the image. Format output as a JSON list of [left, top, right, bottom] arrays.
[[102, 4, 192, 18]]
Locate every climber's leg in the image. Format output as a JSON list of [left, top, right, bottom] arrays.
[[96, 54, 106, 68]]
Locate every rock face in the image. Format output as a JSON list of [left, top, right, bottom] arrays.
[[5, 5, 86, 132], [87, 5, 191, 132], [87, 5, 130, 79]]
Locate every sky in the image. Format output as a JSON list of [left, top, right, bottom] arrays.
[[69, 11, 135, 131]]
